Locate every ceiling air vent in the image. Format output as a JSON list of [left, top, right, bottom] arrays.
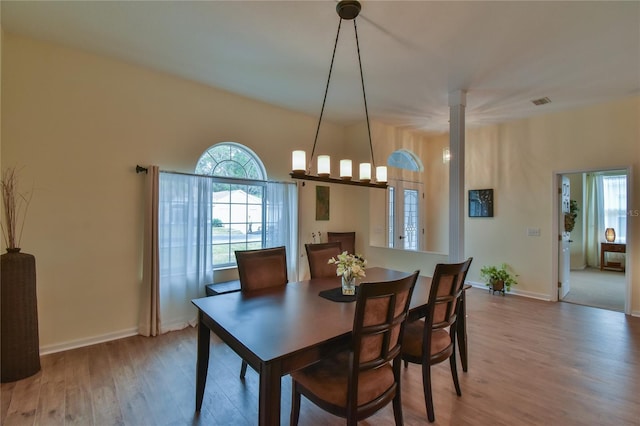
[[531, 97, 551, 106]]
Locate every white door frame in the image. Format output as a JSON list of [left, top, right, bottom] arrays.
[[558, 176, 571, 299]]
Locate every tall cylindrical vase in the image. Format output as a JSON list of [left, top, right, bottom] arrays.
[[1, 249, 40, 382]]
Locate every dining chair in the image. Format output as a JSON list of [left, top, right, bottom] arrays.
[[327, 231, 356, 254], [234, 246, 288, 378], [305, 242, 342, 279], [401, 257, 472, 422], [290, 270, 420, 426]]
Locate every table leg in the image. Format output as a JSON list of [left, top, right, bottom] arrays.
[[457, 288, 469, 372], [259, 362, 281, 426], [195, 312, 210, 411]]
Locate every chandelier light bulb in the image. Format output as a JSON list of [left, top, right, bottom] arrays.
[[317, 155, 331, 177], [340, 159, 352, 180], [359, 163, 371, 182], [292, 150, 306, 174]]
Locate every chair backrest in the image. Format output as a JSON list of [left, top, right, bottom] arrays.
[[349, 271, 420, 401], [235, 246, 288, 292], [327, 231, 356, 255], [426, 258, 473, 335], [305, 242, 343, 279]]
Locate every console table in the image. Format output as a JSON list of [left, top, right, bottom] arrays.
[[600, 242, 626, 272]]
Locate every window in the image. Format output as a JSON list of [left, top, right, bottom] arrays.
[[386, 150, 423, 250], [403, 188, 419, 250], [195, 143, 268, 267], [195, 142, 266, 179], [584, 171, 628, 269], [209, 181, 265, 265], [387, 149, 423, 172], [602, 174, 627, 243], [156, 143, 297, 332], [387, 182, 422, 250]]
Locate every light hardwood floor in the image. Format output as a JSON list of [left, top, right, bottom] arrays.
[[2, 289, 639, 425]]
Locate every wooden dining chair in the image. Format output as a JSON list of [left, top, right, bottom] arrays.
[[401, 257, 472, 422], [305, 242, 342, 279], [234, 246, 288, 378], [290, 270, 420, 426], [327, 231, 355, 255]]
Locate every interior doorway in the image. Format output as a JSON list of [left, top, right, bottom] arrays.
[[555, 168, 629, 313]]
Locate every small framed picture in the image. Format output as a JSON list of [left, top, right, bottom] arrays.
[[316, 186, 330, 220], [469, 189, 494, 217]]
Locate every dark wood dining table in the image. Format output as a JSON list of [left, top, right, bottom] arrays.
[[191, 267, 470, 425]]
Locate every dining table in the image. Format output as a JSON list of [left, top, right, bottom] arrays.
[[191, 266, 470, 425]]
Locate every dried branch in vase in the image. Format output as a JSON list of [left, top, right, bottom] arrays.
[[1, 167, 33, 250]]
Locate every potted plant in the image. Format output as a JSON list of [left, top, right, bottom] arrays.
[[479, 263, 518, 295], [564, 199, 579, 233], [1, 166, 40, 382]]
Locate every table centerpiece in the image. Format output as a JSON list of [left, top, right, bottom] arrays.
[[328, 251, 367, 295]]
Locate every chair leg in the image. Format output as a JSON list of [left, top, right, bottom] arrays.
[[449, 334, 462, 396], [290, 381, 301, 426], [240, 360, 248, 379], [422, 363, 435, 423], [392, 389, 404, 425], [449, 351, 462, 396]]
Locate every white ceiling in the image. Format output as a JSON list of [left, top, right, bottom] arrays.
[[2, 1, 639, 133]]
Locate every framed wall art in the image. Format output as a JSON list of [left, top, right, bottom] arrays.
[[469, 189, 494, 217], [316, 186, 330, 220]]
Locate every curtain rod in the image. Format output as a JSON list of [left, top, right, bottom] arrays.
[[134, 165, 295, 185]]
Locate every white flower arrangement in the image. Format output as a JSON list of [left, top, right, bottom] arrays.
[[328, 251, 367, 281]]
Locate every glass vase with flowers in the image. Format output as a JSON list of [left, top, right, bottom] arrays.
[[328, 252, 367, 295]]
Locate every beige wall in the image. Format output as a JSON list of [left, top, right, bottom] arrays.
[[464, 98, 638, 308], [2, 33, 639, 353], [1, 34, 352, 352]]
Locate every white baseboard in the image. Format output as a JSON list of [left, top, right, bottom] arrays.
[[39, 327, 139, 355], [38, 288, 639, 355], [466, 281, 551, 301], [467, 281, 639, 317]]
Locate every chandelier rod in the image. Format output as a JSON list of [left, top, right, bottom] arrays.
[[309, 18, 343, 173], [353, 18, 376, 170], [292, 0, 386, 188]]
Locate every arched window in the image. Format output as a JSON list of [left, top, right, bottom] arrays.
[[196, 142, 266, 180], [157, 142, 297, 332], [387, 149, 423, 172], [195, 142, 269, 266]]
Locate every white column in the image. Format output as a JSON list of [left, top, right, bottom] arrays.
[[449, 90, 466, 262]]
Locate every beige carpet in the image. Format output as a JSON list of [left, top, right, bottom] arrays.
[[561, 267, 625, 312]]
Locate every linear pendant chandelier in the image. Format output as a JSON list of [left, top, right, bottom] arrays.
[[290, 0, 387, 189]]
